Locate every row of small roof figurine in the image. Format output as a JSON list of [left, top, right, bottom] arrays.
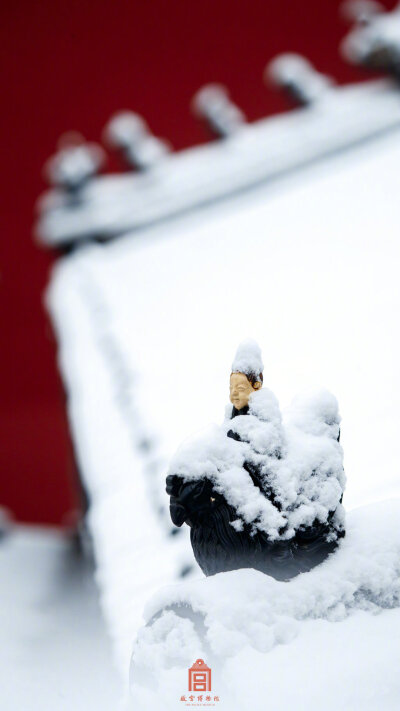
[[166, 340, 346, 580]]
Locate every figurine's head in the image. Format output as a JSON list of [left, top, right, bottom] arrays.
[[230, 371, 262, 409], [230, 339, 264, 410]]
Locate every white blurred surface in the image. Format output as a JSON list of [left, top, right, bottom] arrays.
[[0, 527, 120, 710]]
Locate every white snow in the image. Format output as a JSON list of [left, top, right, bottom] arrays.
[[129, 499, 400, 711], [167, 387, 345, 539], [0, 525, 120, 710], [342, 4, 400, 65], [46, 126, 400, 706], [231, 339, 264, 380]]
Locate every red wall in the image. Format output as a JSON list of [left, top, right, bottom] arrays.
[[0, 0, 391, 525]]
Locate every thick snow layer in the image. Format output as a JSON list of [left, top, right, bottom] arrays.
[[231, 339, 263, 380], [47, 127, 400, 690], [167, 387, 345, 539], [129, 500, 400, 711]]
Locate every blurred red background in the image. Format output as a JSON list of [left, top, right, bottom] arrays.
[[0, 0, 391, 526]]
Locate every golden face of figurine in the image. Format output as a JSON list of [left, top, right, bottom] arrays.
[[230, 372, 261, 410]]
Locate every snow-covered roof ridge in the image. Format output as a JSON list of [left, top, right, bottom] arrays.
[[231, 338, 264, 380]]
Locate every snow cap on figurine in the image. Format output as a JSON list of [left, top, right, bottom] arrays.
[[231, 339, 264, 384]]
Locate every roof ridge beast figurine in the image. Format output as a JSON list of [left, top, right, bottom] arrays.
[[166, 340, 345, 580]]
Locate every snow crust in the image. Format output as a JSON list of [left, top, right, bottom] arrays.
[[129, 499, 400, 710], [167, 387, 345, 540]]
